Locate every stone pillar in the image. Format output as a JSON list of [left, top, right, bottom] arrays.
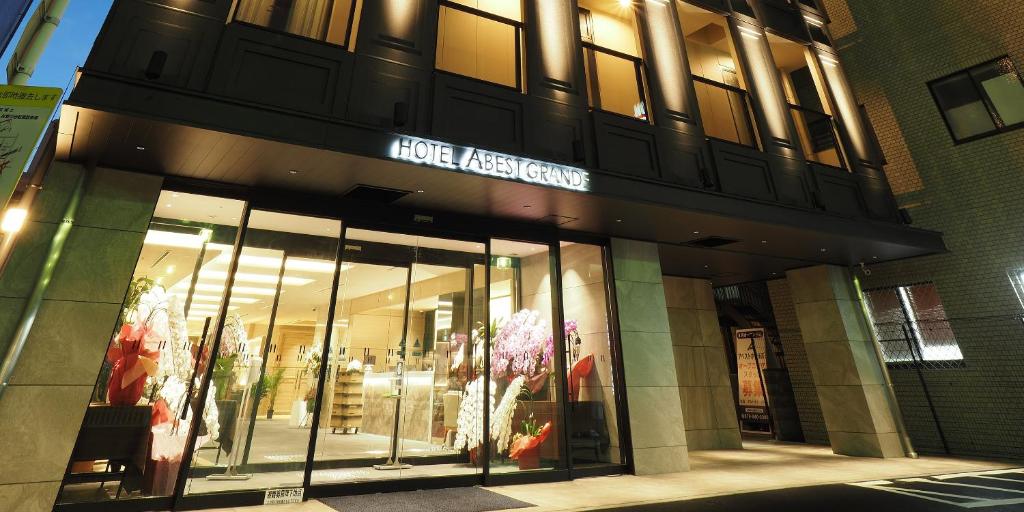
[[635, 0, 704, 136], [523, 0, 588, 105], [786, 265, 903, 458], [663, 276, 741, 450], [728, 17, 804, 160], [0, 163, 161, 511], [610, 239, 689, 474]]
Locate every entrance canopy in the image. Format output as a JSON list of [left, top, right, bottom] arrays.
[[56, 105, 944, 286]]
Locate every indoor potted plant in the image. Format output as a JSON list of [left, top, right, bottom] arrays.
[[258, 368, 285, 419]]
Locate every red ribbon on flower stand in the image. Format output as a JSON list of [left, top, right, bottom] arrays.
[[509, 422, 552, 470], [106, 323, 160, 406]]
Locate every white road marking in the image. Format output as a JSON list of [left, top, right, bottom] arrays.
[[850, 468, 1024, 509]]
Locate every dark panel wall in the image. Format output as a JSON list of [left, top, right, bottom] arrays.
[[73, 0, 904, 224]]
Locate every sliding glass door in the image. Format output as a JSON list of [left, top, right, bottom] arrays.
[[181, 210, 343, 496], [310, 229, 487, 485]]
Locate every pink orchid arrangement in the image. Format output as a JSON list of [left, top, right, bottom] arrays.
[[491, 309, 553, 379]]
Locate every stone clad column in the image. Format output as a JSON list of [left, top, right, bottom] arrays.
[[0, 163, 162, 510], [635, 0, 704, 136], [728, 17, 805, 161], [610, 239, 689, 474], [523, 0, 588, 105], [663, 276, 741, 450], [786, 265, 903, 458]]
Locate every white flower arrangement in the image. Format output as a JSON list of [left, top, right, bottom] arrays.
[[453, 375, 495, 452], [491, 375, 526, 454]]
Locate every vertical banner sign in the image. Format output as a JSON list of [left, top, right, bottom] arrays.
[[0, 85, 61, 211], [734, 328, 769, 431]]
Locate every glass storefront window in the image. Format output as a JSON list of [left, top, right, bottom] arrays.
[[436, 0, 524, 89], [57, 194, 626, 504], [579, 0, 648, 120], [233, 0, 361, 46], [183, 210, 343, 495], [559, 242, 621, 466], [678, 3, 758, 147], [488, 240, 566, 473], [56, 191, 245, 505]]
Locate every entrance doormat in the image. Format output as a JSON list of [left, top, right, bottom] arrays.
[[319, 487, 534, 512]]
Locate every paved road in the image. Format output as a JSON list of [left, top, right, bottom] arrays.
[[597, 468, 1024, 511]]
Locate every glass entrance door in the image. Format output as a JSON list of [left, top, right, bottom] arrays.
[[310, 229, 486, 485]]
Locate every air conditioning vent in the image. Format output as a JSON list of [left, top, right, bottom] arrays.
[[342, 185, 411, 204], [685, 236, 739, 248]]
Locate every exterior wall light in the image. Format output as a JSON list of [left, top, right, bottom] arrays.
[[1, 207, 28, 234]]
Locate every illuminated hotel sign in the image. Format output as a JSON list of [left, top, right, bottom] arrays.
[[390, 136, 590, 192]]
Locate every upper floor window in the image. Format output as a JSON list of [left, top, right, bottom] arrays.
[[862, 283, 964, 367], [436, 0, 524, 89], [767, 33, 846, 168], [678, 2, 758, 147], [578, 0, 648, 121], [233, 0, 360, 46], [929, 56, 1024, 144]]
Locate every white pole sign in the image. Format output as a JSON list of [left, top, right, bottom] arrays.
[[390, 135, 590, 192]]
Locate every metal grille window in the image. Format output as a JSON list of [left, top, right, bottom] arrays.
[[863, 283, 964, 368], [929, 56, 1024, 143]]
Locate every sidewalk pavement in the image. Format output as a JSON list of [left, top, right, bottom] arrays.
[[203, 440, 1018, 512]]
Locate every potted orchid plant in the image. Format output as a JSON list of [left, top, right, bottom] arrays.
[[490, 309, 554, 395]]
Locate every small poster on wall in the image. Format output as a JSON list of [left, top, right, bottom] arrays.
[[734, 328, 770, 433]]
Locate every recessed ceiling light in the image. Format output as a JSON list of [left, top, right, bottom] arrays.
[[136, 145, 145, 151], [523, 205, 532, 208], [872, 256, 878, 259], [616, 219, 622, 223], [417, 190, 425, 193], [171, 193, 180, 198], [692, 231, 699, 235], [165, 204, 172, 208], [820, 248, 827, 252], [761, 240, 767, 244], [288, 169, 299, 175]]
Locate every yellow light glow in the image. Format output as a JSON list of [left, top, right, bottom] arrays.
[[145, 230, 205, 249], [199, 270, 314, 286], [166, 265, 176, 274], [194, 283, 277, 296], [1, 207, 28, 234]]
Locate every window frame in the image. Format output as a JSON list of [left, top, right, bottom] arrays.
[[435, 0, 526, 92], [577, 5, 652, 123], [229, 0, 361, 48], [927, 55, 1024, 145]]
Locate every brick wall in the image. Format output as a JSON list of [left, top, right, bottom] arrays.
[[766, 279, 829, 445], [822, 0, 1024, 457]]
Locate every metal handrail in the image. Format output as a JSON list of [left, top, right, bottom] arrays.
[[691, 74, 759, 148], [692, 74, 748, 96], [787, 102, 847, 169], [439, 0, 524, 28]]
